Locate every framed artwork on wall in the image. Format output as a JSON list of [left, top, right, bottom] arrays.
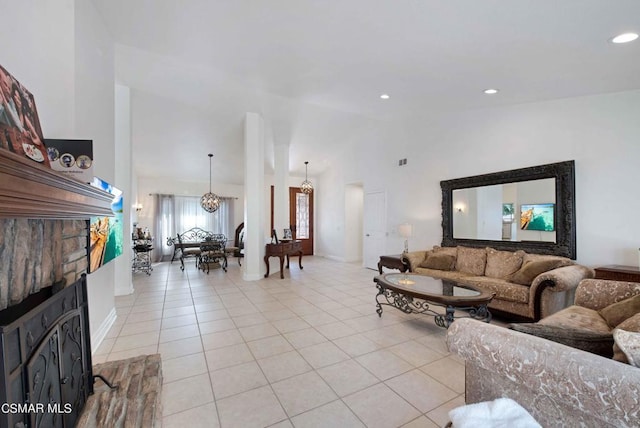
[[88, 177, 124, 273], [0, 64, 49, 167]]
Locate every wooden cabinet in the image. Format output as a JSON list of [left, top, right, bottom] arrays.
[[594, 265, 640, 283], [264, 240, 303, 279]]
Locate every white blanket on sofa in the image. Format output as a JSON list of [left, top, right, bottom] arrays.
[[449, 398, 541, 428]]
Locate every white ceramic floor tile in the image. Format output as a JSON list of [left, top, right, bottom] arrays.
[[162, 352, 209, 383], [332, 334, 381, 357], [385, 369, 459, 413], [388, 339, 446, 367], [401, 415, 440, 428], [420, 356, 466, 393], [205, 343, 255, 371], [283, 328, 328, 349], [159, 323, 201, 343], [162, 374, 214, 416], [239, 323, 280, 341], [111, 331, 159, 353], [355, 349, 413, 380], [247, 335, 294, 359], [426, 395, 465, 427], [163, 402, 219, 428], [290, 399, 365, 428], [317, 359, 379, 397], [161, 314, 198, 329], [298, 341, 350, 369], [158, 336, 204, 360], [199, 318, 237, 334], [343, 383, 421, 428], [216, 385, 287, 428], [209, 361, 268, 399], [271, 317, 311, 333], [257, 350, 312, 383], [201, 329, 245, 351], [271, 371, 338, 417]]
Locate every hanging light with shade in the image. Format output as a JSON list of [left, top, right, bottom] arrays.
[[300, 161, 313, 194], [200, 153, 221, 213]]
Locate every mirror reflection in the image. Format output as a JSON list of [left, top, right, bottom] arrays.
[[452, 178, 556, 242]]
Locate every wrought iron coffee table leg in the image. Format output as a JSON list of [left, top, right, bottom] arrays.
[[375, 284, 384, 317]]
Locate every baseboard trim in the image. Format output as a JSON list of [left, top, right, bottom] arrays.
[[321, 254, 346, 262], [91, 307, 117, 354], [243, 272, 264, 281]]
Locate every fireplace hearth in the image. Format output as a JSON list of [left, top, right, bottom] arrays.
[[0, 275, 93, 428]]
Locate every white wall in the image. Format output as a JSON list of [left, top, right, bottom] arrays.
[[319, 90, 640, 267], [1, 1, 119, 343], [74, 0, 118, 343], [0, 0, 75, 137]]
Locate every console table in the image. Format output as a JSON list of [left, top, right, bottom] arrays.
[[264, 240, 303, 279], [378, 254, 409, 274], [594, 265, 640, 282]]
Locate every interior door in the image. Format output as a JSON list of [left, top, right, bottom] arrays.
[[289, 187, 314, 255], [363, 191, 386, 270]]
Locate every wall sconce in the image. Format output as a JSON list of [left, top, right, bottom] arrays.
[[133, 203, 143, 213], [398, 223, 413, 253], [455, 203, 465, 213]]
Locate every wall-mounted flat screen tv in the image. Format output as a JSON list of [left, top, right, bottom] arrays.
[[88, 177, 123, 272], [520, 203, 555, 231]]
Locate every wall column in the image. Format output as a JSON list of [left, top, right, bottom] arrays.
[[243, 112, 266, 280]]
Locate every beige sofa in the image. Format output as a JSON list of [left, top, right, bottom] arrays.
[[447, 318, 640, 427], [403, 246, 593, 321]]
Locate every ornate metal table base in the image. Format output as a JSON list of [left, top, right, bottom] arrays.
[[375, 284, 492, 328]]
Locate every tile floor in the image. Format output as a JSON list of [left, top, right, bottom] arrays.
[[94, 256, 479, 428]]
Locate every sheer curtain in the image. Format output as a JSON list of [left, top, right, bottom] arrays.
[[153, 194, 233, 261]]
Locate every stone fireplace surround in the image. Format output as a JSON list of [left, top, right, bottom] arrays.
[[0, 149, 113, 426]]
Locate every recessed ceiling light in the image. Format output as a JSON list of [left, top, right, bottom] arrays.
[[483, 88, 499, 95], [611, 32, 639, 44], [380, 94, 390, 99]]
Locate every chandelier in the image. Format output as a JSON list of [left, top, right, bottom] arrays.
[[200, 153, 221, 213], [300, 161, 313, 194]]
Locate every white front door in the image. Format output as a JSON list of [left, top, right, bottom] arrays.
[[363, 191, 386, 270]]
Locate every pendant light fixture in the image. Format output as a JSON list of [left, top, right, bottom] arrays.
[[200, 153, 221, 213], [300, 161, 313, 194]]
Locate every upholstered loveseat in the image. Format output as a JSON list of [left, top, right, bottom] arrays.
[[447, 318, 640, 427], [403, 246, 593, 321]]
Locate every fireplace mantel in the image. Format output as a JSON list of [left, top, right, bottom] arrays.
[[0, 149, 113, 219]]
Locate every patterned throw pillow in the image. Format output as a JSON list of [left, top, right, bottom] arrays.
[[613, 329, 640, 367], [510, 259, 566, 286], [485, 248, 525, 279], [612, 313, 640, 363], [599, 294, 640, 329], [455, 246, 487, 276], [419, 253, 456, 270]]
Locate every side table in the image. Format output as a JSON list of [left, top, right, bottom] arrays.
[[377, 254, 409, 275], [594, 265, 640, 282]]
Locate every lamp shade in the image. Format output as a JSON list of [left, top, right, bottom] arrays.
[[399, 223, 413, 238]]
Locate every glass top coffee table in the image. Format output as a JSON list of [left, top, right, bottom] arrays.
[[374, 273, 495, 328]]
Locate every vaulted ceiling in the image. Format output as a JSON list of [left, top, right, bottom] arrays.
[[93, 0, 640, 184]]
